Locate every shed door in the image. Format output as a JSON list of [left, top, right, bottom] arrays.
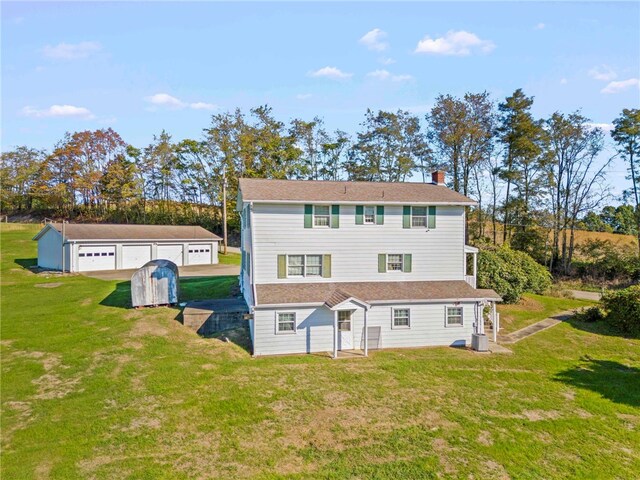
[[78, 245, 116, 271], [157, 244, 184, 266], [122, 244, 152, 269], [188, 244, 212, 265]]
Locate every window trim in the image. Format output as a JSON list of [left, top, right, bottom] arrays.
[[275, 311, 297, 335], [364, 205, 376, 224], [411, 206, 428, 228], [445, 306, 464, 327], [286, 254, 323, 278], [313, 205, 331, 228], [386, 253, 404, 272], [392, 308, 411, 329]]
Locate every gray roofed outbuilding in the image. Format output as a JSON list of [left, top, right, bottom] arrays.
[[238, 178, 476, 205], [34, 223, 221, 242]]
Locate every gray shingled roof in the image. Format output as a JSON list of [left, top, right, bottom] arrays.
[[256, 281, 501, 306], [36, 223, 221, 241], [239, 178, 476, 205]]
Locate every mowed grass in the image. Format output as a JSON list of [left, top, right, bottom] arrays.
[[218, 252, 241, 265], [1, 224, 639, 479], [498, 293, 596, 334]]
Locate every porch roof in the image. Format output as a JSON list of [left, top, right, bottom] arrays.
[[255, 280, 501, 307]]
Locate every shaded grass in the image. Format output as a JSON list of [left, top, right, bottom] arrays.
[[497, 293, 596, 334], [2, 223, 639, 479]]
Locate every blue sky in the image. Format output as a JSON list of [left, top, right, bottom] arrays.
[[2, 1, 639, 196]]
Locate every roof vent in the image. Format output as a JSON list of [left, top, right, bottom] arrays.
[[431, 170, 446, 186]]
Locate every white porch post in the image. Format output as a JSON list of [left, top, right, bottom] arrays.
[[363, 308, 369, 357], [473, 252, 478, 288], [492, 302, 498, 342], [333, 310, 338, 359]]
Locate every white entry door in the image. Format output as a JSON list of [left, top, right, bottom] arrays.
[[157, 244, 184, 266], [337, 311, 353, 350], [188, 244, 212, 265], [78, 245, 116, 271], [122, 244, 152, 269]]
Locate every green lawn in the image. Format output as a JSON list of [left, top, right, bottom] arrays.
[[218, 251, 241, 265], [498, 293, 596, 334], [2, 223, 639, 479]]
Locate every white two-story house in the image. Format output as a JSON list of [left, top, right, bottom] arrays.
[[238, 171, 501, 357]]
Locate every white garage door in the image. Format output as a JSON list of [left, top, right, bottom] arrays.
[[78, 245, 116, 272], [188, 244, 212, 265], [157, 244, 184, 266], [122, 244, 152, 269]]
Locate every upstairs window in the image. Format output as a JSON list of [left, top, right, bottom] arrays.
[[364, 206, 375, 224], [287, 254, 323, 277], [313, 205, 330, 227], [305, 255, 322, 276], [387, 254, 404, 271], [411, 206, 427, 227]]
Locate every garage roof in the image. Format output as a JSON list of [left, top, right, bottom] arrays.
[[34, 223, 222, 242]]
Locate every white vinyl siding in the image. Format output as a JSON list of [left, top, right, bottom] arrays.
[[446, 306, 464, 326], [251, 204, 464, 284], [252, 302, 476, 356]]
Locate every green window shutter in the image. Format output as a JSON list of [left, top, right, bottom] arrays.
[[277, 255, 287, 278], [304, 204, 313, 228], [403, 206, 411, 229], [403, 254, 412, 273], [355, 205, 364, 225], [331, 205, 340, 228], [378, 254, 387, 273], [376, 205, 384, 225], [322, 254, 332, 278], [428, 206, 436, 229]]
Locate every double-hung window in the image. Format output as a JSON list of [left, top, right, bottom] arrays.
[[287, 254, 322, 277], [313, 205, 330, 227], [277, 312, 296, 334], [393, 308, 410, 328], [446, 307, 463, 326], [387, 254, 404, 271], [364, 206, 376, 224], [411, 206, 427, 227]]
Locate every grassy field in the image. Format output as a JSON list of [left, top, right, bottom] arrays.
[[1, 223, 639, 479], [219, 252, 241, 265]]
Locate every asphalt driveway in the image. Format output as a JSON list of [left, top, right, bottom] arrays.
[[82, 263, 240, 281]]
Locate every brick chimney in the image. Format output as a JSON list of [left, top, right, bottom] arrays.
[[431, 170, 446, 186]]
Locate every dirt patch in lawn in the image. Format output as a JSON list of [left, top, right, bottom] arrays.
[[129, 318, 169, 337], [522, 409, 562, 422], [34, 282, 63, 289], [432, 438, 458, 475], [478, 430, 493, 446]]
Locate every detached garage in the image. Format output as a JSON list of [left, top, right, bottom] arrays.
[[33, 223, 221, 272]]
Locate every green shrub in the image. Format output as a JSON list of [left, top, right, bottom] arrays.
[[573, 306, 605, 323], [601, 285, 640, 336], [477, 244, 552, 303]]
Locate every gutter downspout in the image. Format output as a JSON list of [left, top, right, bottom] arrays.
[[249, 203, 258, 309]]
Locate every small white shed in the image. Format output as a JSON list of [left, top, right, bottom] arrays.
[[33, 223, 222, 272]]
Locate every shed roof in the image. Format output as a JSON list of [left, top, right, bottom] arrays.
[[238, 178, 476, 205], [255, 281, 501, 307], [34, 223, 221, 242]]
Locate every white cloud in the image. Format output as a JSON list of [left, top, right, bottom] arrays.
[[189, 101, 218, 111], [585, 122, 614, 132], [145, 93, 217, 110], [366, 70, 414, 82], [308, 66, 353, 80], [359, 28, 389, 52], [560, 78, 568, 85], [414, 30, 495, 56], [21, 104, 95, 119], [601, 78, 640, 94], [535, 23, 546, 30], [589, 65, 617, 82], [379, 57, 396, 65], [296, 93, 313, 100], [42, 41, 101, 60]]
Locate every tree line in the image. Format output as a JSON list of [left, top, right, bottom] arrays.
[[1, 90, 638, 274]]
